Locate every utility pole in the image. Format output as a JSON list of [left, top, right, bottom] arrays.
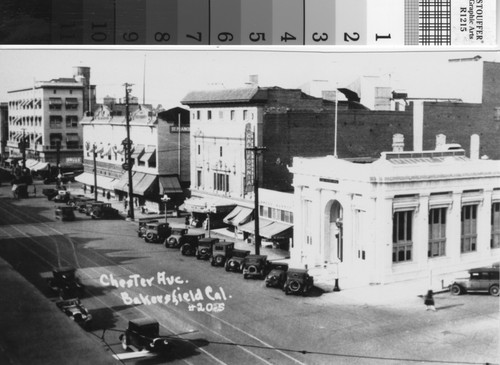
[[92, 144, 98, 201], [124, 83, 135, 220], [245, 146, 267, 255], [21, 129, 26, 170]]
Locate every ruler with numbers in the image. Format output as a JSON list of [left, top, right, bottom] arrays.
[[1, 0, 496, 46]]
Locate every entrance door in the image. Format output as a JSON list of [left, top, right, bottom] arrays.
[[326, 200, 343, 263]]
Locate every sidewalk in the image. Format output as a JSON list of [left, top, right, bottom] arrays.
[[0, 257, 115, 365]]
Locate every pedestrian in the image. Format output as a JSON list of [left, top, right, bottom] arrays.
[[106, 191, 111, 200], [83, 184, 87, 193], [185, 215, 190, 228], [33, 184, 36, 197], [424, 290, 436, 311]]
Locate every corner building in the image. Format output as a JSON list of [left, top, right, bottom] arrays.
[[289, 149, 500, 288]]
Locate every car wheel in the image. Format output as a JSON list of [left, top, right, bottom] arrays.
[[489, 285, 499, 296], [215, 255, 224, 265], [145, 232, 154, 243], [450, 284, 462, 296], [180, 244, 190, 255], [120, 335, 128, 351], [289, 280, 301, 292], [248, 265, 257, 274]]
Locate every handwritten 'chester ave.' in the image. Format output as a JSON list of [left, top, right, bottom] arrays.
[[99, 272, 185, 288]]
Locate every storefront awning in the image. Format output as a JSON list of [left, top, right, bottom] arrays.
[[240, 218, 293, 239], [114, 171, 157, 196], [159, 175, 182, 194], [223, 206, 253, 226], [31, 162, 49, 171], [140, 146, 155, 162], [181, 196, 236, 214], [131, 144, 144, 159], [75, 172, 117, 190], [25, 159, 39, 168]]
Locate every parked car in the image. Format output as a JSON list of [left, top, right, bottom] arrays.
[[47, 266, 83, 299], [76, 199, 100, 214], [265, 263, 289, 288], [209, 242, 236, 267], [90, 202, 119, 219], [53, 190, 71, 203], [195, 237, 220, 260], [144, 222, 171, 243], [450, 266, 499, 296], [178, 233, 206, 254], [242, 254, 270, 279], [42, 188, 59, 201], [56, 298, 92, 328], [66, 195, 91, 209], [164, 228, 189, 248], [119, 318, 169, 352], [225, 249, 251, 273], [55, 206, 76, 221], [283, 268, 314, 296], [137, 218, 159, 238]]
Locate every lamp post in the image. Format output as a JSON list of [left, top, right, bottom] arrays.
[[161, 194, 170, 224], [92, 143, 98, 201], [124, 83, 134, 220]]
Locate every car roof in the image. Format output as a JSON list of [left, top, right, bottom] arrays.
[[288, 268, 308, 274], [53, 266, 76, 273], [215, 241, 235, 246], [246, 254, 267, 259], [199, 238, 219, 243], [469, 267, 499, 273], [129, 317, 159, 327]]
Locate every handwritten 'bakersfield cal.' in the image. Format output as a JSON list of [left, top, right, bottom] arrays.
[[99, 272, 230, 310]]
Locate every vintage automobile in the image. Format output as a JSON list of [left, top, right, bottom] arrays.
[[178, 233, 206, 254], [137, 218, 159, 238], [143, 222, 171, 244], [47, 266, 83, 299], [56, 298, 92, 328], [42, 188, 59, 201], [66, 195, 91, 209], [242, 254, 270, 279], [450, 266, 499, 296], [195, 237, 220, 260], [53, 190, 71, 203], [90, 202, 119, 219], [79, 200, 103, 215], [265, 263, 289, 288], [225, 249, 251, 273], [55, 206, 76, 221], [209, 241, 235, 267], [283, 268, 314, 296], [163, 228, 190, 248], [119, 318, 169, 352]]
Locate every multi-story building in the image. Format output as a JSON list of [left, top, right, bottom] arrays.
[[6, 66, 95, 167], [0, 102, 7, 162], [78, 103, 189, 213], [289, 137, 500, 289]]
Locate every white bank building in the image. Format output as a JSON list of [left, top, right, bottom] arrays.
[[289, 148, 500, 289]]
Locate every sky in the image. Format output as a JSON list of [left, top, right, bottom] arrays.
[[1, 47, 499, 108]]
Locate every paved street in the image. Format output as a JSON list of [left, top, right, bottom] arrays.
[[0, 181, 498, 365]]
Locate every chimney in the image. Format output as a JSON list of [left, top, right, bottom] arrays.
[[249, 75, 258, 85], [413, 101, 424, 151], [322, 90, 337, 102], [435, 134, 446, 149], [392, 133, 405, 152], [470, 134, 480, 159]]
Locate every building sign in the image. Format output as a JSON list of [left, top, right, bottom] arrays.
[[170, 126, 190, 133], [319, 178, 339, 184], [245, 123, 254, 194], [65, 157, 82, 163]]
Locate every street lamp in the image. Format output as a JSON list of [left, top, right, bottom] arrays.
[[161, 194, 170, 224]]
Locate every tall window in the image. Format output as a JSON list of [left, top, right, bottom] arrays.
[[230, 110, 235, 120], [429, 208, 446, 257], [213, 173, 229, 192], [243, 110, 248, 120], [65, 97, 78, 110], [49, 97, 62, 110], [492, 202, 500, 249], [461, 205, 477, 253], [196, 110, 200, 120], [66, 115, 79, 128], [393, 211, 413, 263], [196, 170, 202, 188], [207, 110, 212, 120], [49, 115, 63, 129], [219, 146, 223, 157], [197, 144, 200, 155]]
